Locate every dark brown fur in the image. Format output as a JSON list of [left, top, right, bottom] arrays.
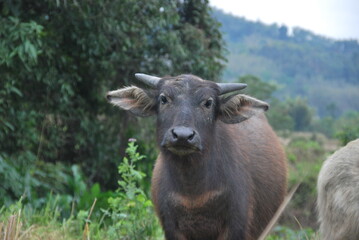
[[107, 74, 287, 240], [152, 115, 287, 240]]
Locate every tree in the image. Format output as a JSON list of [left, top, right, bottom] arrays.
[[0, 0, 225, 204], [266, 99, 295, 131], [176, 0, 225, 80], [278, 25, 288, 40], [234, 75, 296, 131], [287, 97, 314, 131], [238, 75, 277, 100]]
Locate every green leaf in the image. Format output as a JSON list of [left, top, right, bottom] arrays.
[[10, 87, 23, 97], [4, 122, 15, 131]]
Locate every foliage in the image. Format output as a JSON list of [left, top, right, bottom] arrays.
[[334, 111, 359, 145], [0, 0, 225, 205], [267, 225, 318, 240], [37, 165, 115, 219], [287, 138, 325, 192], [266, 99, 295, 131], [235, 75, 315, 132], [176, 0, 226, 80], [311, 110, 359, 143], [105, 140, 162, 239], [239, 75, 277, 101], [310, 117, 336, 137], [336, 126, 359, 146], [0, 140, 162, 239], [0, 196, 81, 240], [281, 136, 327, 229], [286, 98, 314, 131]]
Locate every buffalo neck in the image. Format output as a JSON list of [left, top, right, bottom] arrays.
[[163, 151, 220, 195]]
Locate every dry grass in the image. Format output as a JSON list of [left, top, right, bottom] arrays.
[[0, 213, 79, 240], [1, 212, 22, 240], [0, 198, 99, 240], [82, 198, 97, 240]]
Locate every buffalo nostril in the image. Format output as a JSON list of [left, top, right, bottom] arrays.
[[188, 131, 195, 141], [172, 127, 196, 142], [171, 128, 178, 139]]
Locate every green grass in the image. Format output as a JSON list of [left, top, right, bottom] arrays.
[[267, 226, 319, 240], [1, 140, 162, 240]]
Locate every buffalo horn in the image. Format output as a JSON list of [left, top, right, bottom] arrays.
[[135, 73, 161, 87], [217, 83, 247, 95]]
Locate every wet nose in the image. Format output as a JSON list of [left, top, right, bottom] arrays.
[[171, 127, 196, 142]]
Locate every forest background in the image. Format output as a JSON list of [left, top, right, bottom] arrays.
[[1, 0, 358, 239]]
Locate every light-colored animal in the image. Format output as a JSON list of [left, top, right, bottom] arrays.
[[317, 138, 359, 240], [107, 73, 287, 239]]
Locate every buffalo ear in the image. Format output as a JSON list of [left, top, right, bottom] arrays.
[[106, 86, 156, 117], [218, 94, 269, 124]]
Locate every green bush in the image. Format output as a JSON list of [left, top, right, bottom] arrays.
[[0, 140, 162, 239], [0, 0, 225, 205], [105, 140, 162, 239], [334, 111, 359, 145], [336, 126, 359, 145]]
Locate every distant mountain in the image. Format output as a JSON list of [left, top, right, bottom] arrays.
[[212, 9, 359, 117]]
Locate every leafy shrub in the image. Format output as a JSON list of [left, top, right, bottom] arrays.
[[334, 111, 359, 145], [0, 140, 162, 239], [335, 126, 359, 146], [0, 154, 77, 207], [105, 140, 162, 239], [37, 165, 114, 219]]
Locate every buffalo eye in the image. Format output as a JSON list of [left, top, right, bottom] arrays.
[[204, 98, 213, 108], [160, 94, 168, 105]]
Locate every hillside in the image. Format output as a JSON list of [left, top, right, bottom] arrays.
[[212, 9, 359, 117]]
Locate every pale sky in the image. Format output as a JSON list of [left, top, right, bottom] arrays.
[[210, 0, 359, 40]]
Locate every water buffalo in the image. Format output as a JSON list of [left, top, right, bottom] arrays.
[[107, 73, 287, 240], [317, 138, 359, 240]]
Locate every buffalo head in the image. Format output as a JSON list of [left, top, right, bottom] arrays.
[[107, 74, 268, 156]]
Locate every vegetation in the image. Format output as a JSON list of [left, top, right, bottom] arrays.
[[105, 140, 162, 239], [0, 140, 161, 240], [0, 0, 225, 205], [267, 226, 318, 240], [212, 9, 359, 117], [1, 1, 358, 239], [282, 137, 326, 229]]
